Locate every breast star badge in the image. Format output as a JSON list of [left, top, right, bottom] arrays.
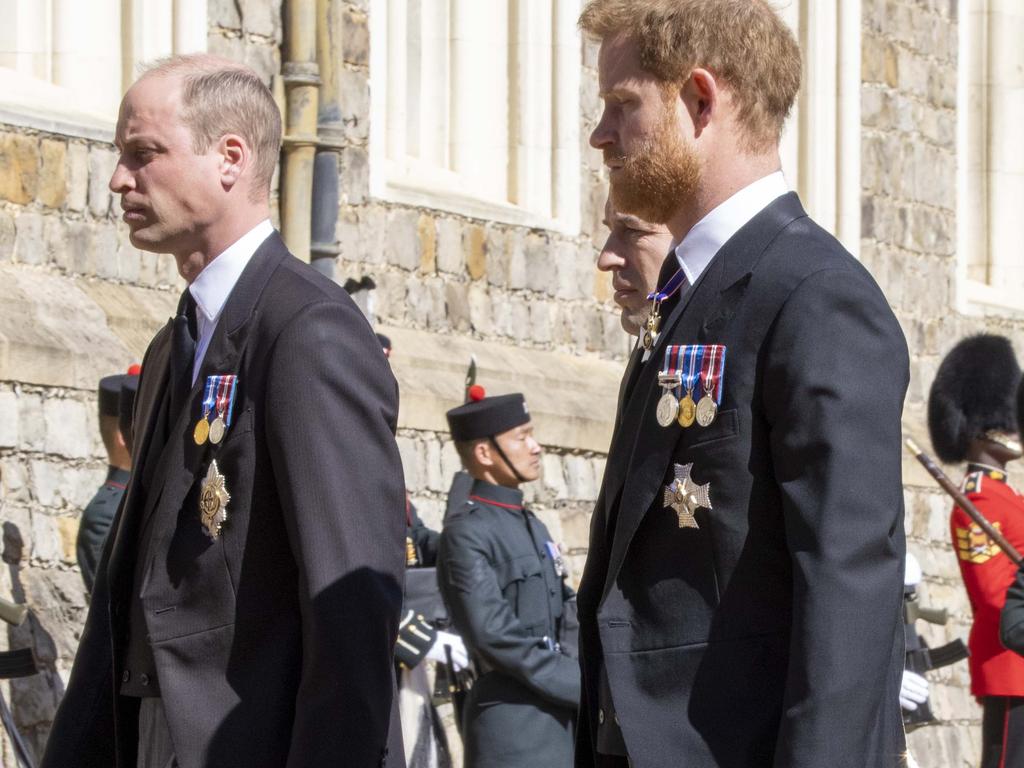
[[663, 463, 712, 529], [199, 460, 230, 540]]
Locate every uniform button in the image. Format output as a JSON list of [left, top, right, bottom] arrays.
[[598, 708, 605, 724], [122, 670, 131, 683], [140, 673, 150, 686]]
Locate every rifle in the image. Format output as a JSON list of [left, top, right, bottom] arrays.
[[902, 583, 968, 730], [905, 438, 1023, 565]]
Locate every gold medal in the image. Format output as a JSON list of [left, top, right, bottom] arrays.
[[199, 460, 230, 539], [695, 394, 718, 427], [193, 418, 210, 445], [209, 416, 226, 445], [642, 328, 655, 350], [641, 304, 662, 351], [678, 393, 696, 427]]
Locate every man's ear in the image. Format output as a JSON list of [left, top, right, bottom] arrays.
[[219, 134, 249, 189], [682, 68, 719, 135], [473, 439, 495, 469]]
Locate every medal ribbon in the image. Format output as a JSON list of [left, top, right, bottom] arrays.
[[661, 345, 685, 398], [680, 345, 705, 397], [214, 375, 238, 426], [201, 376, 218, 420], [698, 345, 727, 403], [646, 268, 687, 303]]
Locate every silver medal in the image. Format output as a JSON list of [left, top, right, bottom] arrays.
[[695, 395, 718, 427], [656, 391, 680, 427]]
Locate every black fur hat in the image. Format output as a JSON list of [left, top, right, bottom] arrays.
[[927, 334, 1021, 463]]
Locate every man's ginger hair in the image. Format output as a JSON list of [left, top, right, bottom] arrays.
[[579, 0, 802, 152], [140, 54, 282, 200]]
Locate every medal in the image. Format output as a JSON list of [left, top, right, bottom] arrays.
[[678, 394, 696, 427], [641, 269, 687, 353], [656, 352, 684, 428], [199, 460, 230, 539], [193, 418, 210, 445], [676, 345, 705, 429], [209, 416, 226, 445], [663, 463, 712, 529], [194, 376, 219, 445], [695, 396, 717, 427], [657, 392, 680, 427], [695, 345, 726, 428], [545, 541, 565, 578], [206, 374, 238, 445]]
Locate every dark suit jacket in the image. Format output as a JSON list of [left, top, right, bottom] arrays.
[[576, 194, 910, 768], [42, 233, 407, 768]]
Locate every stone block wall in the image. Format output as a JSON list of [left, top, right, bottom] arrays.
[[862, 1, 1024, 765]]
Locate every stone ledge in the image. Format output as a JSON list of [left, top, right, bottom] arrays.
[[380, 324, 622, 454], [0, 265, 176, 389]]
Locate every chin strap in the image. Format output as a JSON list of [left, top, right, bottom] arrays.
[[489, 436, 528, 484]]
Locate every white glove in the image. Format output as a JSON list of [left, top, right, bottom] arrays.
[[899, 669, 929, 711], [425, 630, 469, 671]]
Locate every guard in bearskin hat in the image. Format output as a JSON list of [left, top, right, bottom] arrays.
[[929, 333, 1024, 767]]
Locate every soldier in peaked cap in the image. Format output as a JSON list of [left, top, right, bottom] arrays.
[[77, 369, 139, 594], [437, 392, 580, 767], [928, 333, 1024, 768]]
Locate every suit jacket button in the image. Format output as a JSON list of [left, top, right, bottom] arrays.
[[598, 708, 605, 724], [122, 670, 131, 683], [140, 673, 150, 686]]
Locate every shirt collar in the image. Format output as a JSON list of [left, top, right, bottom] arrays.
[[674, 170, 790, 285], [469, 479, 525, 510], [189, 219, 274, 325]]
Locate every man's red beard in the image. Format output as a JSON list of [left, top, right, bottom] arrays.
[[607, 108, 701, 225]]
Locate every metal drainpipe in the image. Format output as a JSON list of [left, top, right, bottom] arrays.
[[281, 0, 320, 262], [310, 0, 344, 279]]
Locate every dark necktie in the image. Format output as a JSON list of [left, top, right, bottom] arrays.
[[168, 289, 197, 421]]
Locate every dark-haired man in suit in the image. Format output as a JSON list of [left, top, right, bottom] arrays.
[[43, 53, 406, 768], [576, 1, 910, 766]]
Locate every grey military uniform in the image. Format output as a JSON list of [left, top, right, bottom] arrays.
[[438, 479, 579, 768], [76, 466, 129, 593]]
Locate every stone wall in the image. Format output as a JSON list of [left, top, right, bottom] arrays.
[[862, 0, 1024, 765], [3, 0, 1024, 765]]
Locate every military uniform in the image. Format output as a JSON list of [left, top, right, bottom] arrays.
[[929, 333, 1024, 768], [953, 466, 1024, 766], [77, 372, 138, 593], [438, 479, 579, 768]]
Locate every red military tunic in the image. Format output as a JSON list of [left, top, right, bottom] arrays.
[[951, 466, 1024, 697]]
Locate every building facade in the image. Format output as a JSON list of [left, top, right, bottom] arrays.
[[0, 0, 1020, 764]]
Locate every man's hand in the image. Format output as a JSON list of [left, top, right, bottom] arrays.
[[899, 670, 929, 711], [426, 630, 469, 671]]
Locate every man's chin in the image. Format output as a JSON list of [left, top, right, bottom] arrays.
[[127, 226, 169, 254], [622, 308, 647, 336]]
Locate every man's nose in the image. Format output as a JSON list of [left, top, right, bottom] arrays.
[[590, 109, 614, 150], [597, 244, 625, 273], [109, 160, 133, 194]]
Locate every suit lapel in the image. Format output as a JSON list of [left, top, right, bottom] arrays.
[[106, 322, 173, 592], [136, 233, 289, 542], [600, 193, 808, 597]]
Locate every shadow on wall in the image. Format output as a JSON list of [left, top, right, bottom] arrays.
[[3, 522, 66, 764]]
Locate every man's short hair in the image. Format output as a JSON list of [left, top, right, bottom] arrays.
[[579, 0, 801, 151], [141, 54, 282, 198]]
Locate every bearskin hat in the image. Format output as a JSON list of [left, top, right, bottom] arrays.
[[927, 334, 1021, 463]]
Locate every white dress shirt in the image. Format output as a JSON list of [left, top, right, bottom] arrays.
[[674, 170, 791, 287], [188, 219, 274, 384]]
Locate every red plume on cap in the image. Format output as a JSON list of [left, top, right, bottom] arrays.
[[127, 364, 142, 376], [468, 384, 486, 402]]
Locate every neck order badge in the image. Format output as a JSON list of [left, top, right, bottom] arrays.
[[642, 269, 687, 353]]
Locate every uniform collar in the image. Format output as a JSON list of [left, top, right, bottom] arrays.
[[674, 170, 789, 285], [967, 463, 1008, 483], [188, 219, 274, 326], [468, 479, 524, 510]]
